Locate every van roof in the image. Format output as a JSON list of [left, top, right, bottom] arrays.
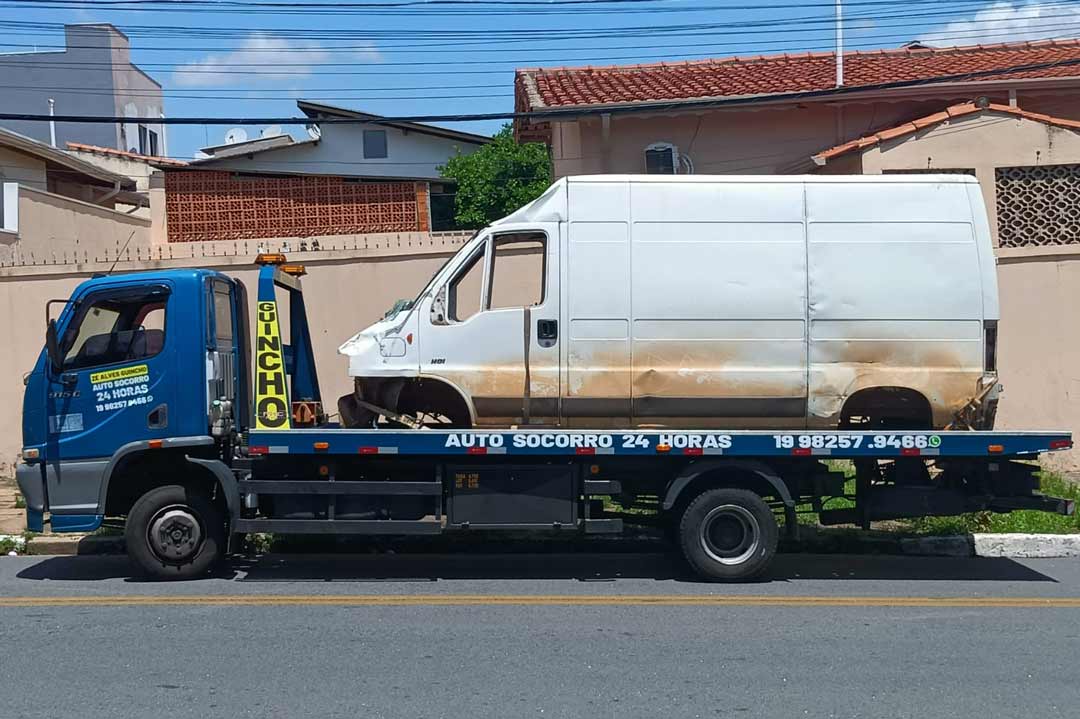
[[562, 174, 978, 184], [496, 173, 978, 226]]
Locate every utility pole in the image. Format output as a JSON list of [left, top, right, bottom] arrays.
[[835, 0, 844, 87]]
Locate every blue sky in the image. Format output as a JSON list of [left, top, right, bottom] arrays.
[[2, 0, 1077, 158]]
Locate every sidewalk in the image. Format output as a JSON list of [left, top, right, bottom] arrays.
[[0, 479, 26, 534]]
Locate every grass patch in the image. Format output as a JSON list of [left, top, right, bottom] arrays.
[[790, 468, 1078, 536], [14, 493, 25, 509], [0, 536, 20, 554]]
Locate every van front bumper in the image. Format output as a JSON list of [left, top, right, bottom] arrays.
[[15, 463, 46, 532]]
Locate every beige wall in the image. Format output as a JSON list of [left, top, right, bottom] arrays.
[[2, 186, 151, 266], [996, 250, 1080, 472], [0, 146, 47, 192]]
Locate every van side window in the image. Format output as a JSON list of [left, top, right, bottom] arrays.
[[448, 247, 485, 322], [488, 233, 546, 310], [61, 291, 168, 371]]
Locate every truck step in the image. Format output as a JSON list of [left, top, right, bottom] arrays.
[[232, 518, 443, 535], [238, 480, 442, 496]]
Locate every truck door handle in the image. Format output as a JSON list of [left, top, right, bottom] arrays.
[[147, 404, 168, 429], [60, 372, 78, 386], [537, 319, 558, 344]]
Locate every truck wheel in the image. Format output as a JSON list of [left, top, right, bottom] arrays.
[[679, 488, 778, 581], [125, 484, 225, 580]]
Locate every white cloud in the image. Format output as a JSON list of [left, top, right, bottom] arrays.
[[924, 1, 1080, 46], [172, 33, 380, 87]]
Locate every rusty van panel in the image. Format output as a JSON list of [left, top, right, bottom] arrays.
[[806, 321, 984, 428]]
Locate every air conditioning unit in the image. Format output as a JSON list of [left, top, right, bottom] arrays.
[[645, 142, 678, 174]]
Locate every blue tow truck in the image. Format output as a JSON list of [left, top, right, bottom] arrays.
[[16, 255, 1076, 580]]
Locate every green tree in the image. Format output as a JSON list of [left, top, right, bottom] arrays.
[[438, 124, 551, 229]]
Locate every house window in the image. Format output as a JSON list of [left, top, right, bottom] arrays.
[[363, 130, 388, 159], [148, 129, 159, 157], [138, 125, 149, 155], [645, 142, 678, 174]]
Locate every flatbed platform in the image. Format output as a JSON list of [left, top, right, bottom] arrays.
[[248, 428, 1073, 459]]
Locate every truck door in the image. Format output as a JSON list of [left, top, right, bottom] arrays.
[[205, 278, 239, 433], [42, 283, 177, 519], [421, 223, 560, 425]]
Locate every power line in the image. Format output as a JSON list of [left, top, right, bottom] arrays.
[[7, 55, 1080, 124], [0, 0, 998, 15], [7, 15, 1080, 75], [4, 23, 1080, 94], [2, 23, 1080, 90], [0, 1, 1010, 54], [0, 1, 1040, 41]]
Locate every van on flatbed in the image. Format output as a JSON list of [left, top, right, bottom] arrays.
[[16, 255, 1073, 581], [341, 175, 1000, 433]]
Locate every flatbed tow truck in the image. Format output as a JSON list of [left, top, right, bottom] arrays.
[[17, 256, 1076, 580]]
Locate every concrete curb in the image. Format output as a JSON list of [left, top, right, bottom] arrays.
[[24, 534, 125, 556], [972, 533, 1080, 558]]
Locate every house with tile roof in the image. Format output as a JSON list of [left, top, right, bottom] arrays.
[[515, 40, 1080, 470], [515, 39, 1080, 176]]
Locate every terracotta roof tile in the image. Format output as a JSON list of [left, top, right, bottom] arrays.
[[873, 124, 915, 141], [515, 40, 1080, 111], [811, 102, 1080, 164], [65, 141, 188, 166]]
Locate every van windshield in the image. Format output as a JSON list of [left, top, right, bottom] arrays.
[[411, 230, 483, 304]]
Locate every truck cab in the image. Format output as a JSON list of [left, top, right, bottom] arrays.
[[18, 269, 247, 534]]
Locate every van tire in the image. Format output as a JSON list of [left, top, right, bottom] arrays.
[[679, 488, 777, 581], [125, 484, 225, 580]]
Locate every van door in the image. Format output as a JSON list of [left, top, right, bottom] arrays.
[[628, 179, 809, 428], [42, 283, 176, 522], [421, 223, 559, 425]]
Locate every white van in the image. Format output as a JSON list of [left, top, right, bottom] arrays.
[[338, 175, 1000, 431]]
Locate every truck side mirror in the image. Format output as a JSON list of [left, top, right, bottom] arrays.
[[430, 285, 449, 326], [45, 319, 62, 371]]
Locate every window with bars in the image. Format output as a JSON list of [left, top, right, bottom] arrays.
[[996, 164, 1080, 248]]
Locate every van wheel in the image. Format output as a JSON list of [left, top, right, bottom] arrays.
[[678, 488, 778, 581], [125, 484, 225, 580]]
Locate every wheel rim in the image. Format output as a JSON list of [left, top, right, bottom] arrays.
[[147, 505, 203, 563], [699, 504, 761, 566]]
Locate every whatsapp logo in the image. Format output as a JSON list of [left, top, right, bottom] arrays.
[[928, 435, 942, 448]]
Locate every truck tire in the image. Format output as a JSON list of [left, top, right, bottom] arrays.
[[125, 484, 225, 580], [679, 488, 778, 581]]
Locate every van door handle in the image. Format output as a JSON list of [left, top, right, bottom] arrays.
[[60, 372, 78, 386], [537, 319, 558, 345]]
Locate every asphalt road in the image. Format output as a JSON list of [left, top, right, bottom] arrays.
[[2, 551, 1079, 719]]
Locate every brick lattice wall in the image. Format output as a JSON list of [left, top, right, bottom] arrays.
[[165, 170, 428, 242]]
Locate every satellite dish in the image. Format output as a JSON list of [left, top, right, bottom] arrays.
[[261, 125, 283, 139], [306, 123, 322, 141], [223, 127, 248, 145]]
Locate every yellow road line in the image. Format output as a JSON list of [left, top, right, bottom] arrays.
[[1, 595, 1079, 608]]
